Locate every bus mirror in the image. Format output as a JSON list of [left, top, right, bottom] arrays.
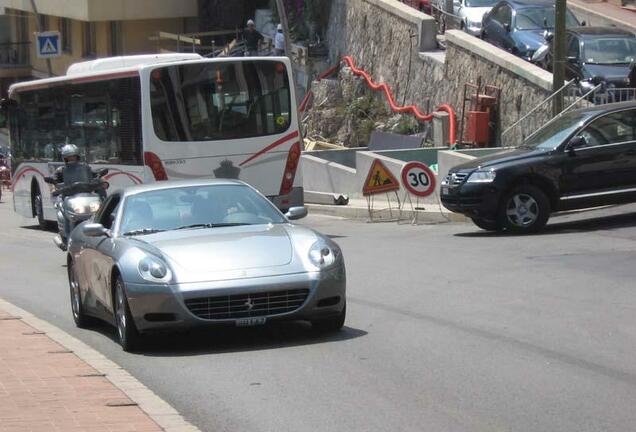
[[0, 98, 16, 129]]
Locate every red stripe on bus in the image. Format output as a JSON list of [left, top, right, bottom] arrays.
[[103, 171, 143, 185], [11, 166, 48, 191], [239, 131, 300, 167]]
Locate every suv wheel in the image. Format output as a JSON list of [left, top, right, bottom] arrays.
[[471, 217, 501, 231], [498, 185, 550, 233]]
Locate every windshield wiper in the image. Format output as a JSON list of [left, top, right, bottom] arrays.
[[123, 228, 166, 236], [174, 223, 251, 231]]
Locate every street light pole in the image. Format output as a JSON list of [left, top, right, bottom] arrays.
[[552, 0, 567, 116], [29, 0, 53, 77]]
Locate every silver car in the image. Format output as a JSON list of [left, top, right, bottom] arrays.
[[66, 179, 346, 351], [436, 0, 498, 36]]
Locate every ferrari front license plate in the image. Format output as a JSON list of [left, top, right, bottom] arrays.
[[235, 317, 267, 327]]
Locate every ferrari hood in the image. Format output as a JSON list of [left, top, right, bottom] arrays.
[[141, 224, 293, 274]]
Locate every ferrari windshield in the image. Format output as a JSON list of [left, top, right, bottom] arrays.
[[120, 184, 286, 236], [519, 110, 592, 150]]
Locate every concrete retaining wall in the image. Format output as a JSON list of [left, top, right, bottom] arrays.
[[301, 154, 358, 195]]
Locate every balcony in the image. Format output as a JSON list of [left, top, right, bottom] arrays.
[[0, 42, 31, 78], [0, 0, 197, 21]]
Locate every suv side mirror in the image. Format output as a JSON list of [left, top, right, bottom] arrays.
[[285, 206, 308, 220], [566, 136, 587, 153], [82, 223, 110, 237]]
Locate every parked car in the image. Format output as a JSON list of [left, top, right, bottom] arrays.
[[450, 0, 500, 36], [481, 0, 580, 61], [544, 27, 636, 96], [67, 179, 347, 351], [441, 101, 636, 233]]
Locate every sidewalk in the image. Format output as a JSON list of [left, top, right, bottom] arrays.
[[569, 0, 636, 32], [0, 307, 161, 432], [307, 196, 468, 223]]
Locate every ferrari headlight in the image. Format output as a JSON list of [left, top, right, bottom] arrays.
[[138, 256, 172, 282], [308, 241, 339, 269], [467, 169, 496, 183]]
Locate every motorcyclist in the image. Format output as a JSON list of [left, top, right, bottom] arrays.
[[52, 144, 107, 248]]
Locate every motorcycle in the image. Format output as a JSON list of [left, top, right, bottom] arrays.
[[45, 168, 109, 251]]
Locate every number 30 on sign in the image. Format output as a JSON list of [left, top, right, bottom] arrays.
[[401, 161, 436, 197]]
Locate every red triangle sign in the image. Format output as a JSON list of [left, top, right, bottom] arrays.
[[363, 159, 400, 196]]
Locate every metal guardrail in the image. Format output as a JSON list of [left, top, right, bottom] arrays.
[[502, 82, 636, 146]]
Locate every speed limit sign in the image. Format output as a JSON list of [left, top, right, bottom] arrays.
[[401, 161, 436, 197]]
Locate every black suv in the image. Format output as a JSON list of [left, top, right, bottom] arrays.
[[441, 101, 636, 233]]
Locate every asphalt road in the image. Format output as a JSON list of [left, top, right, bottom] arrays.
[[2, 192, 636, 432]]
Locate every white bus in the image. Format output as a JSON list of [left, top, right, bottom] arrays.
[[0, 54, 302, 227]]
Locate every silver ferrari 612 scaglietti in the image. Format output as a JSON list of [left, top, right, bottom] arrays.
[[67, 179, 346, 351]]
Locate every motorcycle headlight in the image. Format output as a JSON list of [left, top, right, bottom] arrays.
[[138, 256, 172, 282], [467, 169, 496, 183], [308, 241, 340, 270], [65, 197, 102, 215]]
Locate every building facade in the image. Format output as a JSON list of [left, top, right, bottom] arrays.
[[0, 0, 198, 96]]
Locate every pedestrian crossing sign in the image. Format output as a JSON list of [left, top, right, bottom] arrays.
[[36, 31, 61, 59], [363, 159, 400, 196]]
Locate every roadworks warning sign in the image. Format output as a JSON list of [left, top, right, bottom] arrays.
[[363, 159, 400, 196]]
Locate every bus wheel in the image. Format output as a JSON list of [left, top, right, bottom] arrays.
[[34, 191, 48, 230]]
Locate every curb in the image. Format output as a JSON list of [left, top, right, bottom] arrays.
[[306, 203, 468, 223], [0, 297, 201, 432]]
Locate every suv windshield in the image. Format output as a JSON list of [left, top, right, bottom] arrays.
[[120, 184, 286, 236], [515, 7, 578, 30], [583, 37, 636, 65], [520, 111, 592, 150]]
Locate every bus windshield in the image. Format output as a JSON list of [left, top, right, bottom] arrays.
[[150, 60, 292, 142], [10, 77, 142, 166]]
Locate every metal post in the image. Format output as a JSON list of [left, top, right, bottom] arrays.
[[552, 0, 567, 116], [29, 0, 52, 77]]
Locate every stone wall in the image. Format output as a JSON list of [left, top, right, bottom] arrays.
[[326, 0, 437, 105], [323, 0, 557, 146]]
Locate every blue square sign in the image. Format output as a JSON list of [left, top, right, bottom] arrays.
[[36, 31, 61, 58]]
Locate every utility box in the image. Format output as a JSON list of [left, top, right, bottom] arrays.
[[466, 111, 489, 146]]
